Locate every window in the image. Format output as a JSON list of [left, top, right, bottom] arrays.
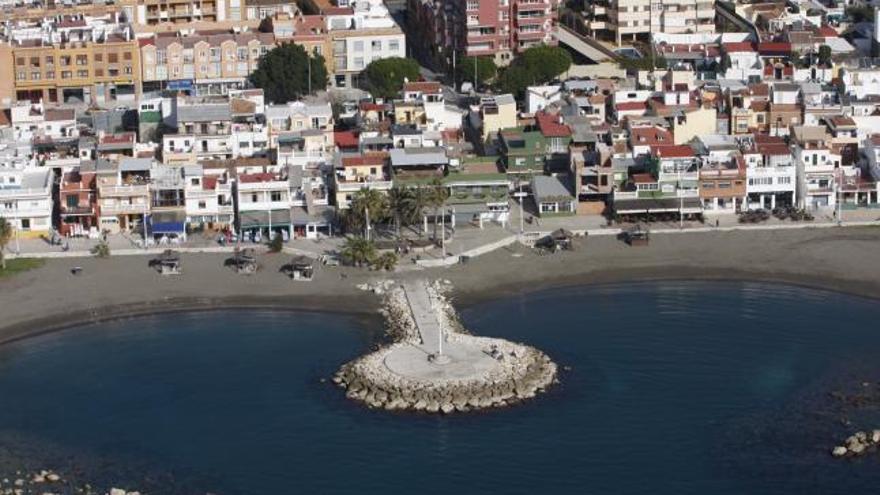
[[389, 40, 400, 52], [45, 56, 54, 66], [198, 201, 206, 209], [77, 70, 88, 78], [778, 176, 791, 185], [16, 71, 25, 80], [29, 57, 39, 67], [94, 53, 103, 62], [371, 40, 381, 51], [76, 55, 88, 66], [61, 71, 72, 79], [251, 193, 258, 202], [353, 40, 364, 52], [108, 53, 118, 63], [95, 68, 104, 77], [271, 191, 282, 202], [45, 71, 54, 79], [124, 51, 132, 60], [15, 57, 24, 66], [66, 195, 79, 208]]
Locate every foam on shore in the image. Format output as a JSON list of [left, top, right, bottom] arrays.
[[334, 280, 558, 413]]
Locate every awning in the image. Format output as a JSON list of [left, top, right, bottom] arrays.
[[147, 210, 186, 234], [291, 206, 334, 226], [614, 197, 703, 214], [240, 209, 291, 229]]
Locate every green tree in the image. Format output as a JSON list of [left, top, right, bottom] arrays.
[[91, 240, 110, 258], [456, 56, 498, 88], [818, 45, 832, 67], [346, 188, 389, 238], [0, 218, 12, 270], [520, 45, 572, 83], [372, 251, 398, 271], [846, 5, 874, 22], [364, 57, 421, 100], [340, 236, 377, 268], [406, 185, 431, 236], [387, 186, 414, 237], [267, 232, 283, 252], [497, 64, 537, 100], [426, 178, 450, 242], [249, 43, 328, 103]]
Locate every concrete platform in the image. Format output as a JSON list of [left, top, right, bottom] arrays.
[[383, 341, 501, 382]]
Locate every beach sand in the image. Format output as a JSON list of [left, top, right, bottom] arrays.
[[2, 226, 880, 343]]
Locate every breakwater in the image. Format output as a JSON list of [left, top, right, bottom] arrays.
[[334, 280, 558, 413]]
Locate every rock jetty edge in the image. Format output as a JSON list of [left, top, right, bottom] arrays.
[[334, 280, 558, 414]]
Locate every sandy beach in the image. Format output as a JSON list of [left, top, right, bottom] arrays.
[[2, 225, 880, 343]]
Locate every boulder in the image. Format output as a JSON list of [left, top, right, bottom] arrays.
[[832, 446, 848, 457], [45, 474, 59, 482], [849, 442, 866, 455], [110, 489, 127, 495], [873, 430, 880, 443], [440, 403, 455, 414]]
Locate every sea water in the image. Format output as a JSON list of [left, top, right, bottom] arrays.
[[0, 281, 878, 494]]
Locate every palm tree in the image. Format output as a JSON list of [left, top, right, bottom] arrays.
[[427, 178, 450, 242], [387, 186, 413, 237], [372, 251, 398, 271], [406, 185, 431, 237], [340, 236, 377, 268], [348, 188, 388, 239], [0, 218, 12, 270]]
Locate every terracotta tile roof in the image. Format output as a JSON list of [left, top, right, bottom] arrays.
[[535, 112, 571, 138], [817, 25, 838, 38], [359, 102, 385, 112], [239, 172, 279, 183], [403, 81, 442, 94], [630, 126, 673, 145], [203, 177, 218, 190], [616, 101, 648, 111], [758, 42, 792, 55], [342, 154, 386, 167], [653, 145, 695, 158], [334, 131, 360, 149], [758, 143, 790, 155], [750, 101, 769, 112], [723, 42, 756, 53], [632, 173, 656, 184]]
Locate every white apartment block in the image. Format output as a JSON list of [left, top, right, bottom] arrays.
[[585, 0, 715, 45], [0, 167, 54, 235], [327, 0, 406, 88]]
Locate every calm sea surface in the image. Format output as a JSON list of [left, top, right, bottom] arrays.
[[1, 281, 880, 494]]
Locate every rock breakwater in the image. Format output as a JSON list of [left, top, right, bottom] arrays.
[[335, 280, 558, 413]]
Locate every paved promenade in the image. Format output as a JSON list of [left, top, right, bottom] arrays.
[[402, 279, 443, 354]]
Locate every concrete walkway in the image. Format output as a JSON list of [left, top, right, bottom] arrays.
[[402, 279, 443, 354]]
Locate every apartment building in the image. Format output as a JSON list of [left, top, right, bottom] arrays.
[[10, 102, 78, 141], [584, 0, 715, 45], [131, 0, 242, 25], [162, 93, 269, 164], [792, 125, 841, 210], [326, 0, 406, 88], [0, 166, 53, 237], [139, 29, 275, 95], [409, 0, 558, 66], [7, 14, 140, 104]]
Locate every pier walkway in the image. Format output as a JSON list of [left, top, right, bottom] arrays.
[[402, 280, 443, 354]]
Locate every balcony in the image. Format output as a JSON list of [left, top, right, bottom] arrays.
[[100, 203, 149, 215], [98, 184, 150, 197], [336, 179, 393, 192]]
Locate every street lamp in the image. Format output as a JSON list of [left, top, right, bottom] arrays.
[[513, 181, 527, 239]]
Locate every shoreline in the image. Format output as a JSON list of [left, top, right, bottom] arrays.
[[3, 227, 880, 345]]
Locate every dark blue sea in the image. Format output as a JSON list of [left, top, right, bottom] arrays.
[[1, 281, 880, 494]]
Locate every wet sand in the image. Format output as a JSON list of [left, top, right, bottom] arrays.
[[2, 226, 880, 343]]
